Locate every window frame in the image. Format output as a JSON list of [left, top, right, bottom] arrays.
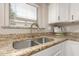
[[9, 3, 38, 27]]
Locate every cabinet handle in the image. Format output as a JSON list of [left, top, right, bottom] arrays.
[[58, 16, 60, 20], [72, 15, 74, 20]]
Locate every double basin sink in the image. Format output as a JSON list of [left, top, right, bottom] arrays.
[[13, 37, 54, 49]]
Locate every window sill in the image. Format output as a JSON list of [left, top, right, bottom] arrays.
[[2, 26, 45, 29]]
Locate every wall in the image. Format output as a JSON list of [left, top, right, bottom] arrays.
[[38, 3, 51, 32], [50, 24, 79, 33], [65, 24, 79, 32], [0, 3, 49, 34]]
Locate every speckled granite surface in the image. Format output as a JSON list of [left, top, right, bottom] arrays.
[[0, 32, 79, 56]]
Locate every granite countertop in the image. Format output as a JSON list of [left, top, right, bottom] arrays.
[[0, 35, 79, 56]]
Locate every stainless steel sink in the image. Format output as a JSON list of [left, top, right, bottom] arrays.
[[13, 40, 39, 49], [33, 37, 54, 44], [13, 37, 54, 49]]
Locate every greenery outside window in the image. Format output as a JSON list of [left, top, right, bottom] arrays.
[[9, 3, 38, 27]]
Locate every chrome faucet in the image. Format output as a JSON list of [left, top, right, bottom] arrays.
[[30, 23, 40, 37]]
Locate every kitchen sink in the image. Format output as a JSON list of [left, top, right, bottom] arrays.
[[13, 37, 54, 49], [33, 37, 54, 44]]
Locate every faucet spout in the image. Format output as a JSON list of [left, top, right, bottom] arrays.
[[30, 23, 40, 37]]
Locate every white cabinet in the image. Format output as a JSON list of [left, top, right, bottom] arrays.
[[65, 40, 79, 56], [70, 3, 79, 21], [48, 3, 69, 24], [60, 3, 79, 22], [48, 4, 59, 23], [48, 3, 79, 24], [59, 3, 69, 22], [31, 42, 65, 56]]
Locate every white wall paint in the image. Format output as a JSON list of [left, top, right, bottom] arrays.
[[37, 3, 51, 32], [0, 3, 49, 34], [65, 24, 79, 32]]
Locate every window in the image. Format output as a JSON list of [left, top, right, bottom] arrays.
[[9, 3, 38, 27]]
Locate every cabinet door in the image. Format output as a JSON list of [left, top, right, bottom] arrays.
[[65, 40, 79, 56], [48, 3, 70, 23], [48, 4, 59, 23], [70, 3, 79, 21], [59, 3, 70, 22]]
